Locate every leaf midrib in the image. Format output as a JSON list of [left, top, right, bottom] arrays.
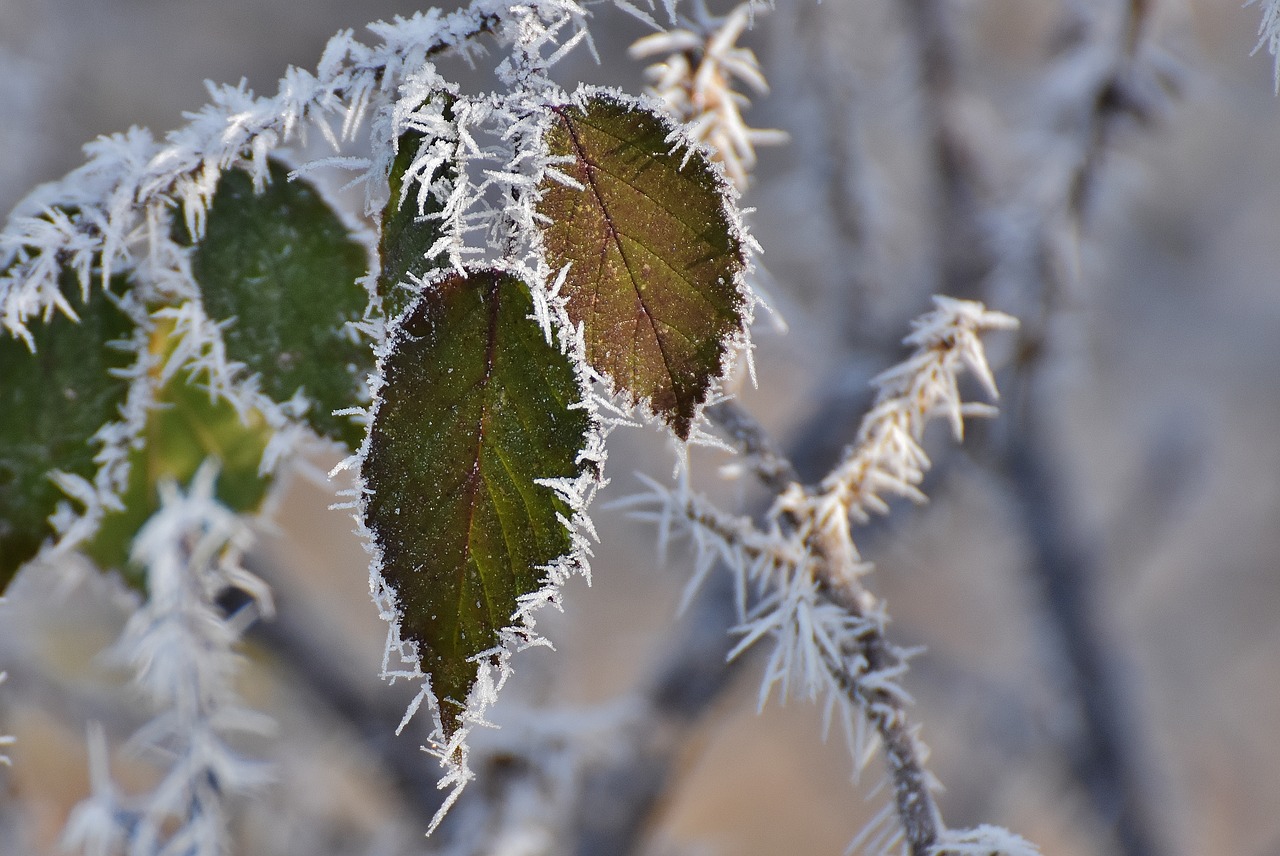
[[454, 272, 502, 659], [554, 106, 685, 410]]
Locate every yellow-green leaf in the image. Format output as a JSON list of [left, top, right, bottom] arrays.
[[83, 320, 273, 583]]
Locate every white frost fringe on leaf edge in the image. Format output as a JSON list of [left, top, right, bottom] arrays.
[[318, 2, 624, 832], [328, 3, 763, 829], [521, 81, 762, 442]]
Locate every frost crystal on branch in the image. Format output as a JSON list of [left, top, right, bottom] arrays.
[[630, 1, 787, 189], [62, 462, 272, 856], [777, 296, 1018, 587], [934, 824, 1043, 856], [628, 297, 1022, 854]]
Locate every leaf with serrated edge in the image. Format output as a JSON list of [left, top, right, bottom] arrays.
[[0, 270, 135, 589], [537, 90, 746, 439], [362, 269, 592, 736], [178, 159, 371, 449]]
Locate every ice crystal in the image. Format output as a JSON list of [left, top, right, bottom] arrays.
[[630, 1, 787, 189], [935, 824, 1042, 856]]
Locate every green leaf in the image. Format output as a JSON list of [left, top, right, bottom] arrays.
[[179, 159, 371, 449], [378, 95, 456, 320], [362, 269, 592, 735], [84, 319, 273, 582], [537, 92, 747, 439], [0, 270, 136, 590]]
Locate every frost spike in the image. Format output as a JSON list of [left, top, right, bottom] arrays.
[[378, 94, 457, 320]]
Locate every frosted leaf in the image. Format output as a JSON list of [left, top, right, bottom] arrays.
[[361, 269, 595, 739]]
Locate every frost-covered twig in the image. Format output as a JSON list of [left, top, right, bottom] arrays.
[[0, 4, 504, 338], [62, 462, 272, 856], [768, 298, 1016, 855], [780, 297, 1016, 566], [630, 1, 787, 189], [633, 297, 1023, 855]]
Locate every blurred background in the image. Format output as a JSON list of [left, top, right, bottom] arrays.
[[1, 0, 1279, 855]]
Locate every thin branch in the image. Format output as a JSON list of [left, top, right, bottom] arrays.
[[816, 575, 942, 853], [705, 400, 800, 493], [699, 298, 1017, 856], [664, 476, 947, 854]]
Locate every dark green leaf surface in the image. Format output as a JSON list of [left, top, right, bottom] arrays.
[[84, 320, 274, 582], [180, 159, 371, 449], [362, 269, 591, 735], [537, 93, 746, 439], [0, 271, 136, 589], [378, 96, 455, 319]]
